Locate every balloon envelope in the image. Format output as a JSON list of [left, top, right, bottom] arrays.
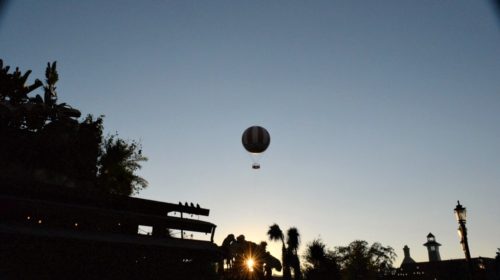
[[241, 126, 270, 153]]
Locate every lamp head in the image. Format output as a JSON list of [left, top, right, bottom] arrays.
[[454, 200, 467, 222]]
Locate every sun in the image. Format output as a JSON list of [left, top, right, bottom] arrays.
[[245, 257, 255, 272]]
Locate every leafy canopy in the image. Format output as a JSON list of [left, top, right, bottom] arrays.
[[0, 59, 147, 196]]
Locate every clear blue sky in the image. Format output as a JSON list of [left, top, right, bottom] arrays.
[[1, 0, 500, 265]]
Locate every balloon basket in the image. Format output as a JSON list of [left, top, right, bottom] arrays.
[[252, 164, 260, 169]]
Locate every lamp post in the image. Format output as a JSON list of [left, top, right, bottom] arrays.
[[454, 201, 473, 278]]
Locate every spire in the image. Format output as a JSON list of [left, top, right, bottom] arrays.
[[400, 245, 416, 266]]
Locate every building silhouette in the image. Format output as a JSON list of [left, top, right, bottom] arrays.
[[401, 245, 416, 265], [0, 183, 222, 279], [390, 233, 499, 280], [423, 232, 441, 262]]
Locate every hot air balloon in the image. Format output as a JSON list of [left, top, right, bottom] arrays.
[[242, 126, 270, 169]]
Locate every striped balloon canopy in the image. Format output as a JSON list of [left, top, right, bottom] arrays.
[[242, 126, 270, 169], [242, 126, 270, 153]]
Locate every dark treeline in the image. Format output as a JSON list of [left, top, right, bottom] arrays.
[[267, 224, 396, 280], [0, 60, 147, 197], [218, 224, 396, 280], [303, 239, 396, 280]]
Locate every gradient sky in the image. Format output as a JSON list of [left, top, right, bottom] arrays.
[[1, 0, 500, 266]]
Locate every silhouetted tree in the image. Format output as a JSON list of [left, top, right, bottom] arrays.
[[303, 239, 340, 280], [268, 224, 291, 280], [259, 241, 283, 279], [220, 234, 281, 280], [267, 224, 305, 280], [287, 227, 302, 279], [335, 240, 396, 280], [494, 248, 500, 277], [219, 233, 236, 275], [97, 135, 148, 196], [0, 59, 43, 129], [0, 59, 147, 196]]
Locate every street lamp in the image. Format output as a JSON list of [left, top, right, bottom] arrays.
[[454, 201, 472, 278]]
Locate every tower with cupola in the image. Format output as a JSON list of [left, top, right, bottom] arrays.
[[423, 232, 441, 262]]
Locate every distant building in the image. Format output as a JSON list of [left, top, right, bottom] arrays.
[[390, 233, 499, 280], [423, 232, 441, 262], [0, 184, 222, 279], [401, 245, 416, 265]]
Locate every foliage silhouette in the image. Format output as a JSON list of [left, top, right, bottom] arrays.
[[268, 223, 291, 280], [219, 233, 282, 280], [98, 135, 148, 196], [496, 248, 500, 276], [303, 239, 341, 280], [287, 227, 302, 280], [334, 240, 396, 280], [0, 59, 147, 196], [268, 224, 303, 280]]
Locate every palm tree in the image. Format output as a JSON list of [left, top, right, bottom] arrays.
[[287, 227, 302, 279], [268, 224, 291, 280], [303, 239, 340, 280], [305, 239, 326, 269]]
